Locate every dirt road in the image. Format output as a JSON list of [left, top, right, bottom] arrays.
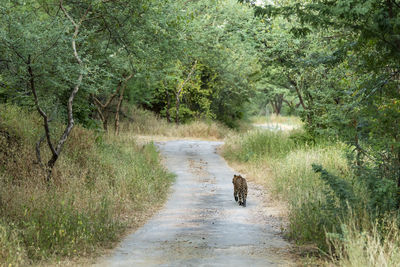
[[99, 140, 293, 266]]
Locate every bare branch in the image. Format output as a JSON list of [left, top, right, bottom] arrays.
[[28, 55, 57, 157], [176, 60, 198, 98], [55, 0, 91, 155], [93, 81, 122, 109], [34, 134, 45, 167]]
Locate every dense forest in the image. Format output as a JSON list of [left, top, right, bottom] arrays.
[[1, 0, 400, 265]]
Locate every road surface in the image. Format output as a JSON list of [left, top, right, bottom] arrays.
[[98, 140, 293, 266]]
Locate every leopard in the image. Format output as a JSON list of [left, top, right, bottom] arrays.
[[232, 174, 248, 207]]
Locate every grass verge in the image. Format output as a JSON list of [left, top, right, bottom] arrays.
[[0, 105, 174, 266], [120, 107, 235, 140], [222, 125, 400, 266]]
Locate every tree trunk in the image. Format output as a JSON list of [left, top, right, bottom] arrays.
[[397, 148, 400, 208], [175, 60, 198, 124], [115, 86, 124, 136], [28, 1, 91, 182], [114, 73, 134, 135], [92, 81, 122, 131], [289, 77, 307, 111], [166, 90, 171, 123], [270, 94, 283, 115], [288, 75, 314, 126], [175, 94, 180, 124]]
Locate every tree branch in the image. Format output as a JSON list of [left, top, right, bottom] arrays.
[[28, 55, 57, 157]]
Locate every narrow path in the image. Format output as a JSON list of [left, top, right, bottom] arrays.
[[98, 140, 293, 266]]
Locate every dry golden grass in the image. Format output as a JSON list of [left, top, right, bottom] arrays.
[[120, 107, 232, 140], [251, 114, 303, 127], [0, 105, 174, 266], [327, 215, 400, 267], [222, 128, 400, 266]]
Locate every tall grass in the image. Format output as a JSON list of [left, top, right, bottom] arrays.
[[223, 129, 347, 247], [222, 127, 400, 265], [328, 217, 400, 266], [0, 105, 174, 265], [120, 107, 233, 140], [250, 114, 303, 126], [223, 129, 305, 162]]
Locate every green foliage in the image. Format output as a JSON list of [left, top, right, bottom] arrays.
[[312, 164, 357, 209], [241, 0, 400, 231]]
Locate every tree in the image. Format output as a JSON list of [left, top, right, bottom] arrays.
[[243, 0, 400, 209]]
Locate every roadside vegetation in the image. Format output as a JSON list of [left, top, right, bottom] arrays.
[[120, 107, 234, 140], [223, 118, 400, 265], [0, 105, 174, 265]]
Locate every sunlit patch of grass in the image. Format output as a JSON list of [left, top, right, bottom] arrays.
[[120, 107, 233, 140], [250, 115, 303, 127], [222, 129, 302, 162]]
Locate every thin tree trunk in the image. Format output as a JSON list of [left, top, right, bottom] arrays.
[[397, 148, 400, 208], [175, 60, 197, 124], [166, 89, 171, 123], [114, 73, 134, 135], [92, 81, 122, 131], [270, 94, 283, 115], [288, 77, 307, 110], [30, 1, 91, 182]]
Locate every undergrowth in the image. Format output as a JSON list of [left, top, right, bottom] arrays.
[[120, 107, 234, 139], [0, 105, 174, 266], [222, 126, 400, 266]]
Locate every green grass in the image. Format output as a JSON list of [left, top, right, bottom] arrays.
[[222, 128, 400, 265], [223, 129, 348, 248], [0, 105, 174, 265]]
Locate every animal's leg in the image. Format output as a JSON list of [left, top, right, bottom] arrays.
[[234, 188, 238, 202]]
